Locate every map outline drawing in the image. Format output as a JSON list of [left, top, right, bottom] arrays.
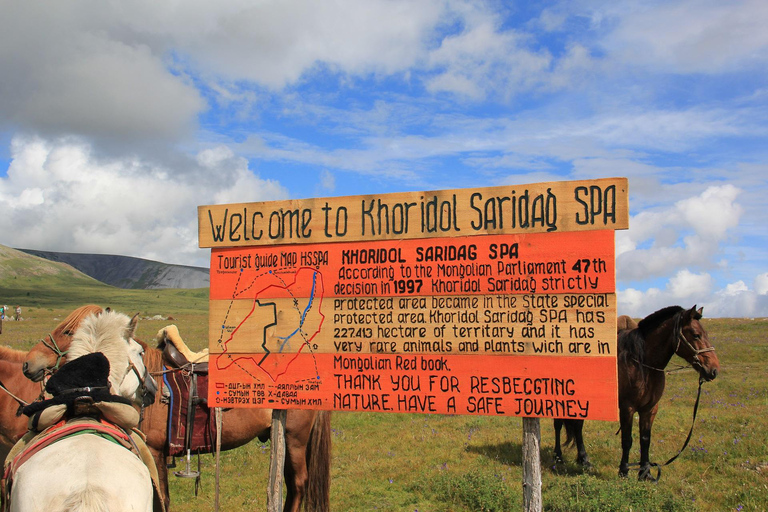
[[214, 266, 325, 383]]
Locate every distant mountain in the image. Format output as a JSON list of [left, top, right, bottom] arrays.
[[16, 248, 209, 290]]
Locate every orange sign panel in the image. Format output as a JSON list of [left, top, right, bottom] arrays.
[[207, 229, 620, 420], [201, 179, 628, 420]]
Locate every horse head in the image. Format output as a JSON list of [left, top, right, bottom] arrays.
[[66, 309, 157, 407], [22, 304, 104, 382], [675, 305, 720, 382]]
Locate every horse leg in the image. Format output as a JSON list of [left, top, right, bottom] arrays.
[[282, 411, 314, 512], [553, 419, 565, 464], [637, 407, 658, 481], [619, 406, 634, 477], [150, 446, 171, 510], [571, 420, 590, 468]]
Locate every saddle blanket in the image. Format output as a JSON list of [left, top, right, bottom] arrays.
[[164, 368, 218, 457]]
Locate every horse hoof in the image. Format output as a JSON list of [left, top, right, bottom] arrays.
[[618, 467, 629, 478]]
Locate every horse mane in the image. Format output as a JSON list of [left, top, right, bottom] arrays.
[[134, 340, 164, 427], [0, 345, 28, 363], [67, 310, 132, 390], [619, 306, 684, 369], [53, 305, 104, 338], [138, 340, 163, 374], [637, 306, 683, 337]]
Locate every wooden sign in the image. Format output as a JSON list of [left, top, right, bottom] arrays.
[[199, 178, 628, 421]]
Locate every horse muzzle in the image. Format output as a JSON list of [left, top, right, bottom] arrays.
[[141, 374, 158, 407], [22, 361, 47, 383]]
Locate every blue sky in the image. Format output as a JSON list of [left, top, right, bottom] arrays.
[[0, 0, 766, 317]]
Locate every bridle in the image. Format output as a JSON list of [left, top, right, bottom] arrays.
[[39, 333, 69, 377], [673, 312, 716, 374], [127, 358, 157, 408]]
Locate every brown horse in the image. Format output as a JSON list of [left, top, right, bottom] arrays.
[[552, 314, 638, 468], [0, 348, 43, 462], [554, 306, 720, 480], [22, 305, 331, 512]]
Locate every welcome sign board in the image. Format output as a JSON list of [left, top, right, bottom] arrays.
[[198, 177, 628, 421]]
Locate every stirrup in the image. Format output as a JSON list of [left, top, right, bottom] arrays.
[[174, 449, 201, 495]]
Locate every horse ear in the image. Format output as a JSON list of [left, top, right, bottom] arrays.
[[689, 305, 702, 320], [127, 313, 140, 339], [696, 306, 703, 319], [105, 307, 111, 313]]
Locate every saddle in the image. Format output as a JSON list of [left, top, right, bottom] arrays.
[[1, 354, 166, 512], [156, 326, 217, 459]]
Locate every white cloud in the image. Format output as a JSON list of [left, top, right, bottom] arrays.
[[319, 170, 336, 193], [601, 0, 768, 74], [668, 269, 713, 299], [618, 271, 768, 318], [617, 185, 742, 281], [0, 4, 204, 143], [0, 136, 286, 266], [755, 273, 768, 295]]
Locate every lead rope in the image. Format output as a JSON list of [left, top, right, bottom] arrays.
[[0, 378, 31, 415], [636, 378, 705, 482]]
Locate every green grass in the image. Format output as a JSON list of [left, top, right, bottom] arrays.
[[1, 295, 765, 511]]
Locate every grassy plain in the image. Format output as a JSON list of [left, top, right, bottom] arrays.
[[0, 291, 765, 511]]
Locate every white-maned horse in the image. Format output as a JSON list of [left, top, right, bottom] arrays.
[[9, 310, 157, 512]]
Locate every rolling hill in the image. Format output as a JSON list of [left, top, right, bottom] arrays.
[[15, 248, 209, 289]]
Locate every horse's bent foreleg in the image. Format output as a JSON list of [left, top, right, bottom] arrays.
[[619, 406, 634, 477], [637, 407, 658, 481]]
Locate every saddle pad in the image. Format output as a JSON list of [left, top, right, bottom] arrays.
[[164, 368, 218, 457], [5, 418, 133, 480]]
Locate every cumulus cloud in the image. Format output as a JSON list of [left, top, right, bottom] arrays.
[[0, 3, 204, 144], [617, 184, 742, 281], [0, 136, 287, 266], [618, 270, 768, 318]]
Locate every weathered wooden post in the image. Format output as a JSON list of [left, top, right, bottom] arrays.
[[198, 177, 628, 510], [268, 409, 287, 512], [522, 417, 542, 512], [214, 407, 222, 512]]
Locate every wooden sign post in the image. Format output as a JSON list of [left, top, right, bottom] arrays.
[[198, 177, 628, 508]]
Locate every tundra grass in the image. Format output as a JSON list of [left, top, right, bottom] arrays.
[[1, 306, 766, 511]]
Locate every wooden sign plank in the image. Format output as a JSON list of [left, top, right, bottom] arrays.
[[199, 178, 628, 247]]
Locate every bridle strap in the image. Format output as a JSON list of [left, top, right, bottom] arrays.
[[40, 334, 69, 373], [673, 312, 716, 371]]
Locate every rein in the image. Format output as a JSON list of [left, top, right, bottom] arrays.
[[0, 377, 32, 413]]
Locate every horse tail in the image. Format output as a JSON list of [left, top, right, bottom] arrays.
[[54, 487, 110, 512], [562, 419, 578, 447], [304, 410, 331, 512]]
